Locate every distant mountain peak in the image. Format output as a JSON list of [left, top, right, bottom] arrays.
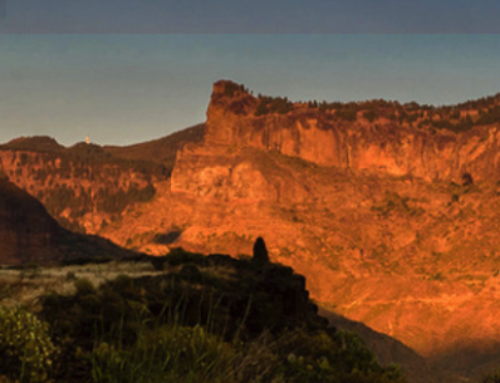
[[2, 135, 64, 152]]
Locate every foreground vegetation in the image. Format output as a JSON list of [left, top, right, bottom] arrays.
[[3, 247, 500, 382], [0, 247, 407, 383]]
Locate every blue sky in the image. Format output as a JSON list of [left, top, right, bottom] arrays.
[[2, 1, 500, 33], [0, 3, 500, 146], [2, 34, 500, 146]]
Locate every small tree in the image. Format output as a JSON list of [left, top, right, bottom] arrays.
[[252, 237, 269, 265]]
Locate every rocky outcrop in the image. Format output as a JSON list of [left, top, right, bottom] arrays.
[[164, 82, 500, 381], [204, 80, 500, 183], [0, 140, 162, 233], [0, 125, 206, 235]]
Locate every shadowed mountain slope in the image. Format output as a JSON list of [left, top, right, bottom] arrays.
[[0, 177, 61, 264], [103, 123, 205, 170], [0, 178, 142, 265]]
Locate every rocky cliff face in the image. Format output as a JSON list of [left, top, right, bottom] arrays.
[[204, 80, 500, 183], [0, 138, 165, 234], [166, 82, 500, 379]]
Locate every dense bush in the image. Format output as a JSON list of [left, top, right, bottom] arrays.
[[0, 306, 58, 383], [279, 329, 404, 383], [255, 95, 294, 116], [480, 370, 500, 383], [150, 247, 210, 271], [335, 106, 358, 122], [91, 325, 239, 383], [164, 247, 210, 267], [91, 324, 405, 383]]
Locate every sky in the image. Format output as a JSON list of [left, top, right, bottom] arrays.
[[2, 0, 500, 34], [1, 3, 500, 146]]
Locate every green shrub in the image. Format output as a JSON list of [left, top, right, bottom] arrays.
[[91, 325, 237, 383], [480, 369, 500, 383], [164, 248, 209, 267], [0, 307, 58, 383], [74, 278, 96, 296], [280, 330, 404, 383]]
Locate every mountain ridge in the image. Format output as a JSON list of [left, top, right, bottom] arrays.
[[5, 80, 500, 381], [203, 80, 500, 183]]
